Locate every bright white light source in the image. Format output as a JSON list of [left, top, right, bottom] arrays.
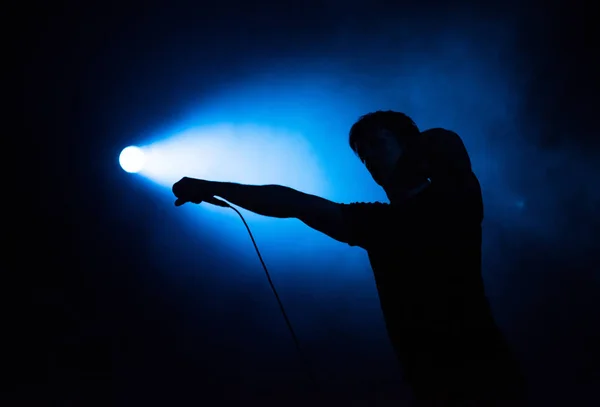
[[119, 146, 145, 173]]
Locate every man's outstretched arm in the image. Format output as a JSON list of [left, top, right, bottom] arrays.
[[173, 178, 350, 244]]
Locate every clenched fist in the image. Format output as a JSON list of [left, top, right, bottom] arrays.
[[172, 177, 215, 206]]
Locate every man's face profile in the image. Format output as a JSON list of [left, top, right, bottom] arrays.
[[358, 129, 404, 187]]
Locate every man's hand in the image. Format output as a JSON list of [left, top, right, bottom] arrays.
[[172, 177, 216, 207]]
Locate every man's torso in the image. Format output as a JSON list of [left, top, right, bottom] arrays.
[[370, 172, 525, 400]]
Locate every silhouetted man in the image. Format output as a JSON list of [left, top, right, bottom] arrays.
[[172, 111, 527, 406]]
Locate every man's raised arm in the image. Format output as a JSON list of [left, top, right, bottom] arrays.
[[173, 178, 351, 244]]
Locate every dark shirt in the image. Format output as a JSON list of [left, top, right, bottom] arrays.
[[340, 129, 526, 402]]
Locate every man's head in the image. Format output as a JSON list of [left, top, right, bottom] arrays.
[[349, 111, 421, 188]]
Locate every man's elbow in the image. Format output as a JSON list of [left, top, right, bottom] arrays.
[[296, 196, 350, 244]]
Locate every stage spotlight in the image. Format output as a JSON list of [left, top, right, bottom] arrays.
[[119, 146, 146, 173]]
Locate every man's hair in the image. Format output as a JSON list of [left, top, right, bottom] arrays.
[[348, 110, 420, 162]]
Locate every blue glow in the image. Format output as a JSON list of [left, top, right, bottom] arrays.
[[102, 13, 598, 402], [119, 30, 546, 379], [127, 42, 530, 288]]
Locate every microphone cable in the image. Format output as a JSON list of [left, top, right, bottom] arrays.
[[206, 197, 320, 392]]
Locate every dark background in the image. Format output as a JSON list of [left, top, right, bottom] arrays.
[[17, 0, 599, 405]]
